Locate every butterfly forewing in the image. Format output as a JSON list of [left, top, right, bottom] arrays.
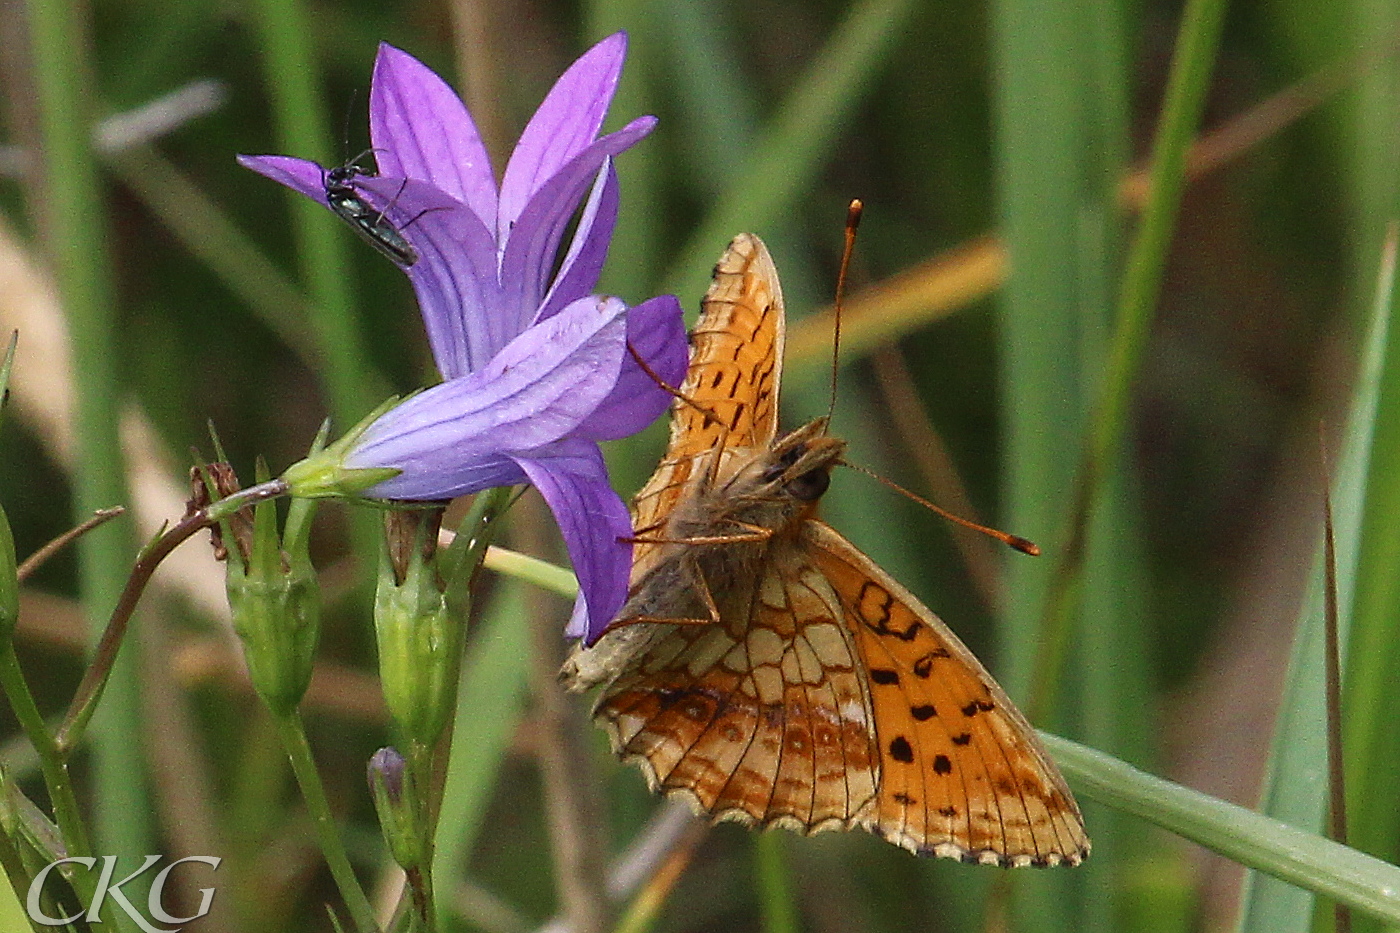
[[631, 234, 785, 574]]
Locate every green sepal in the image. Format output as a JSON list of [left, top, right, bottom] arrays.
[[281, 398, 406, 499], [227, 463, 321, 716]]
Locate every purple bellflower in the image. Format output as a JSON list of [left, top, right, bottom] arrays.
[[240, 35, 687, 642]]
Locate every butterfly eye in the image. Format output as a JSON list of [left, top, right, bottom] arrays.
[[762, 443, 808, 485], [786, 467, 830, 502]]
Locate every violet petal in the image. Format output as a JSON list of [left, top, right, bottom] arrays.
[[359, 454, 526, 502], [238, 154, 330, 204], [535, 160, 618, 326], [509, 440, 632, 641], [370, 43, 498, 228], [498, 115, 656, 337], [574, 295, 688, 441], [497, 32, 627, 240], [344, 295, 629, 498], [354, 176, 502, 376]]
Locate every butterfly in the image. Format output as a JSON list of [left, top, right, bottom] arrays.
[[561, 233, 1089, 867]]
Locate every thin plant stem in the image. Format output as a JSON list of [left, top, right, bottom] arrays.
[[24, 0, 144, 864], [608, 819, 707, 933], [404, 739, 437, 932], [273, 711, 379, 933], [0, 643, 91, 860], [0, 655, 125, 929], [56, 480, 289, 751], [16, 508, 125, 583], [481, 546, 578, 598]]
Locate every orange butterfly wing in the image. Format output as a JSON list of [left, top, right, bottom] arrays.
[[594, 543, 880, 834], [630, 234, 784, 574], [804, 521, 1089, 865]]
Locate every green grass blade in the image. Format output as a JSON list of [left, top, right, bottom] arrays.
[[246, 0, 374, 426], [989, 0, 1138, 927], [1045, 733, 1400, 926], [1335, 15, 1400, 930], [1237, 231, 1397, 933], [1344, 76, 1400, 907], [107, 148, 321, 370], [586, 1, 665, 300], [656, 0, 760, 200], [754, 833, 798, 933], [24, 0, 149, 887], [659, 0, 918, 305]]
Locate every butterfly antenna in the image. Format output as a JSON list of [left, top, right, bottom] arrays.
[[626, 341, 721, 427], [840, 459, 1040, 555], [827, 199, 863, 425]]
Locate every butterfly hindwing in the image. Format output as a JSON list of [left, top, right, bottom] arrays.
[[805, 520, 1089, 866], [594, 543, 880, 833]]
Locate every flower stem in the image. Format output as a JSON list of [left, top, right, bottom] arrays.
[[0, 642, 91, 861], [57, 479, 288, 752], [273, 711, 379, 933], [405, 740, 437, 930], [481, 545, 578, 598]]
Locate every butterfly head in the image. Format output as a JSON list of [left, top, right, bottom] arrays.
[[753, 417, 845, 506]]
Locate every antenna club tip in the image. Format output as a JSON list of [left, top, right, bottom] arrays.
[[846, 199, 864, 227], [1008, 536, 1040, 556]]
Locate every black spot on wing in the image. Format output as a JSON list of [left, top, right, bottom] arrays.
[[961, 699, 995, 717], [911, 649, 950, 678]]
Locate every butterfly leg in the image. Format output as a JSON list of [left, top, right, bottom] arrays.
[[723, 520, 776, 541], [623, 523, 773, 547], [692, 559, 723, 624], [609, 614, 713, 628]]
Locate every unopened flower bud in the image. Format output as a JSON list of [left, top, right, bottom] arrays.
[[224, 468, 320, 717], [367, 746, 422, 870], [374, 508, 460, 748]]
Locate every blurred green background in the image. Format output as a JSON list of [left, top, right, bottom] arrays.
[[1, 0, 1398, 930]]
